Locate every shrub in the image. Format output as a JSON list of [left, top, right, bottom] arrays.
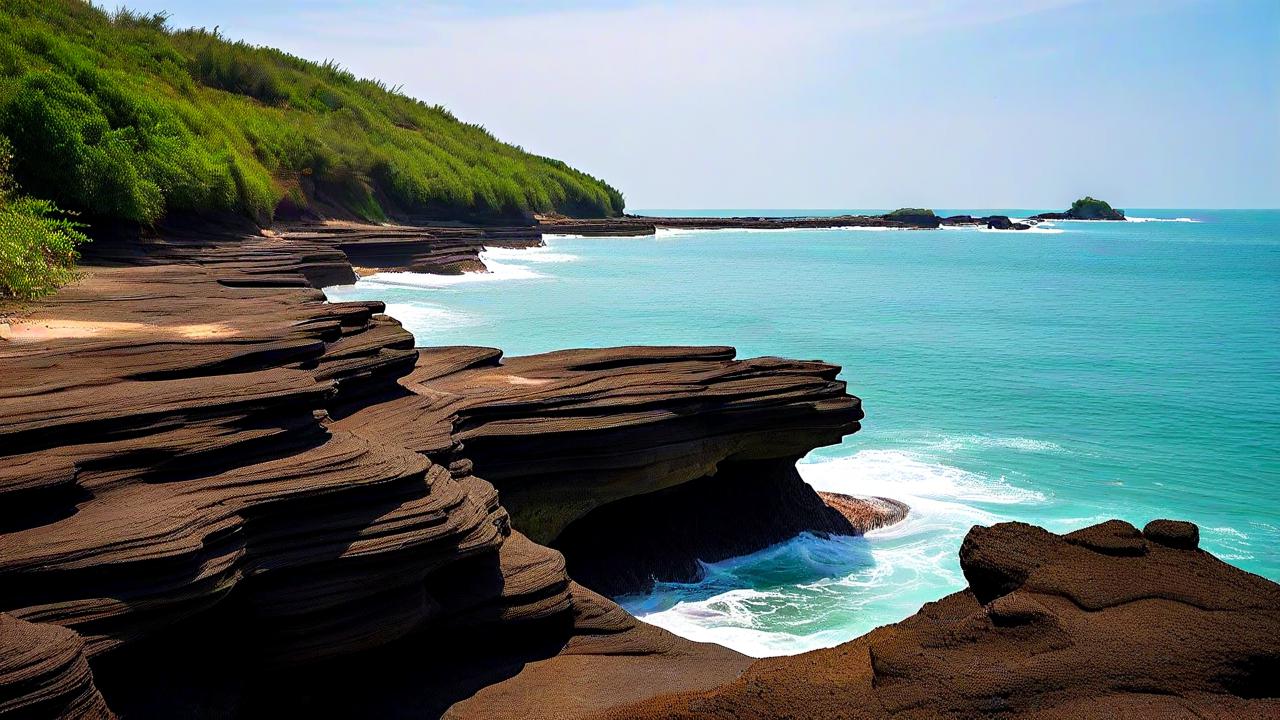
[[0, 195, 90, 299], [1066, 197, 1124, 220], [1070, 197, 1114, 213], [0, 137, 90, 300]]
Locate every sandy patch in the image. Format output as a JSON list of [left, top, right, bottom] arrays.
[[472, 373, 553, 387], [2, 319, 238, 342], [174, 322, 236, 339], [506, 375, 552, 386]]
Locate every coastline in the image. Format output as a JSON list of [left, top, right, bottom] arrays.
[[2, 218, 1276, 719]]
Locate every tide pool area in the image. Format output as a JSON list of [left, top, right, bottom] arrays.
[[325, 210, 1280, 657]]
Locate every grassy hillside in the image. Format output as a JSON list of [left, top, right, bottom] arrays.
[[0, 0, 625, 229]]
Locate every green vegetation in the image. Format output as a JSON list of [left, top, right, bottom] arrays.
[[1067, 196, 1124, 220], [884, 208, 936, 218], [0, 137, 89, 300], [0, 0, 625, 228]]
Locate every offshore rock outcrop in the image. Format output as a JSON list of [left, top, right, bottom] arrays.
[[539, 212, 942, 236], [597, 519, 1280, 719], [0, 222, 860, 718], [940, 214, 1032, 230], [1031, 196, 1126, 221], [818, 492, 909, 531]]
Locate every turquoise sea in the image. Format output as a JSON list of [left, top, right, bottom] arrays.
[[325, 210, 1280, 657]]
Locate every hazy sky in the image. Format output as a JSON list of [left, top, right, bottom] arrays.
[[125, 0, 1278, 209]]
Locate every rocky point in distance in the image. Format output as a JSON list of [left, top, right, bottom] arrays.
[[538, 196, 1127, 236], [1031, 196, 1127, 221]]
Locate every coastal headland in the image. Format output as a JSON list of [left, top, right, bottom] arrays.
[[2, 219, 1276, 719]]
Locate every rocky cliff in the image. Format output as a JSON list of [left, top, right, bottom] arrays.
[[0, 222, 867, 718]]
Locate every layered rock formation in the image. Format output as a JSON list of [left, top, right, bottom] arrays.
[[336, 345, 861, 541], [274, 221, 543, 277], [596, 519, 1280, 719], [0, 222, 866, 718]]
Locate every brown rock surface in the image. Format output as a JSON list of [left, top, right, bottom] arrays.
[[0, 222, 856, 718], [593, 519, 1280, 720], [819, 492, 909, 532], [552, 459, 865, 596], [0, 614, 113, 719]]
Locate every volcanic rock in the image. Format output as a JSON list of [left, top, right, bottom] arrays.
[[596, 519, 1280, 719], [1143, 518, 1200, 549], [818, 492, 908, 532]]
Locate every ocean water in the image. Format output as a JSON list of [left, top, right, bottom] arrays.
[[325, 210, 1280, 657]]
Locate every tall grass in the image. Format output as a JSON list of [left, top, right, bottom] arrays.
[[0, 0, 625, 226]]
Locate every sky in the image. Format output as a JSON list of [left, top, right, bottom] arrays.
[[122, 0, 1279, 209]]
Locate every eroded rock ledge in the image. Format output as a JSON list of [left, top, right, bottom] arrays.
[[0, 222, 865, 718]]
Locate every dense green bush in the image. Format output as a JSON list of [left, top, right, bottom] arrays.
[[0, 137, 89, 300], [0, 0, 625, 225], [1067, 196, 1124, 219]]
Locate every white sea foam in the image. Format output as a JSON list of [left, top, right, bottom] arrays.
[[652, 224, 924, 239], [939, 222, 1065, 235], [799, 449, 1047, 508], [1044, 216, 1199, 223], [634, 587, 848, 656], [922, 434, 1065, 454], [1203, 526, 1254, 561], [380, 302, 474, 332], [480, 246, 579, 263], [354, 259, 544, 289], [978, 225, 1065, 234], [628, 449, 1050, 657]]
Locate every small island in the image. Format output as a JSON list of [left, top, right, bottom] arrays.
[[1032, 196, 1126, 221]]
